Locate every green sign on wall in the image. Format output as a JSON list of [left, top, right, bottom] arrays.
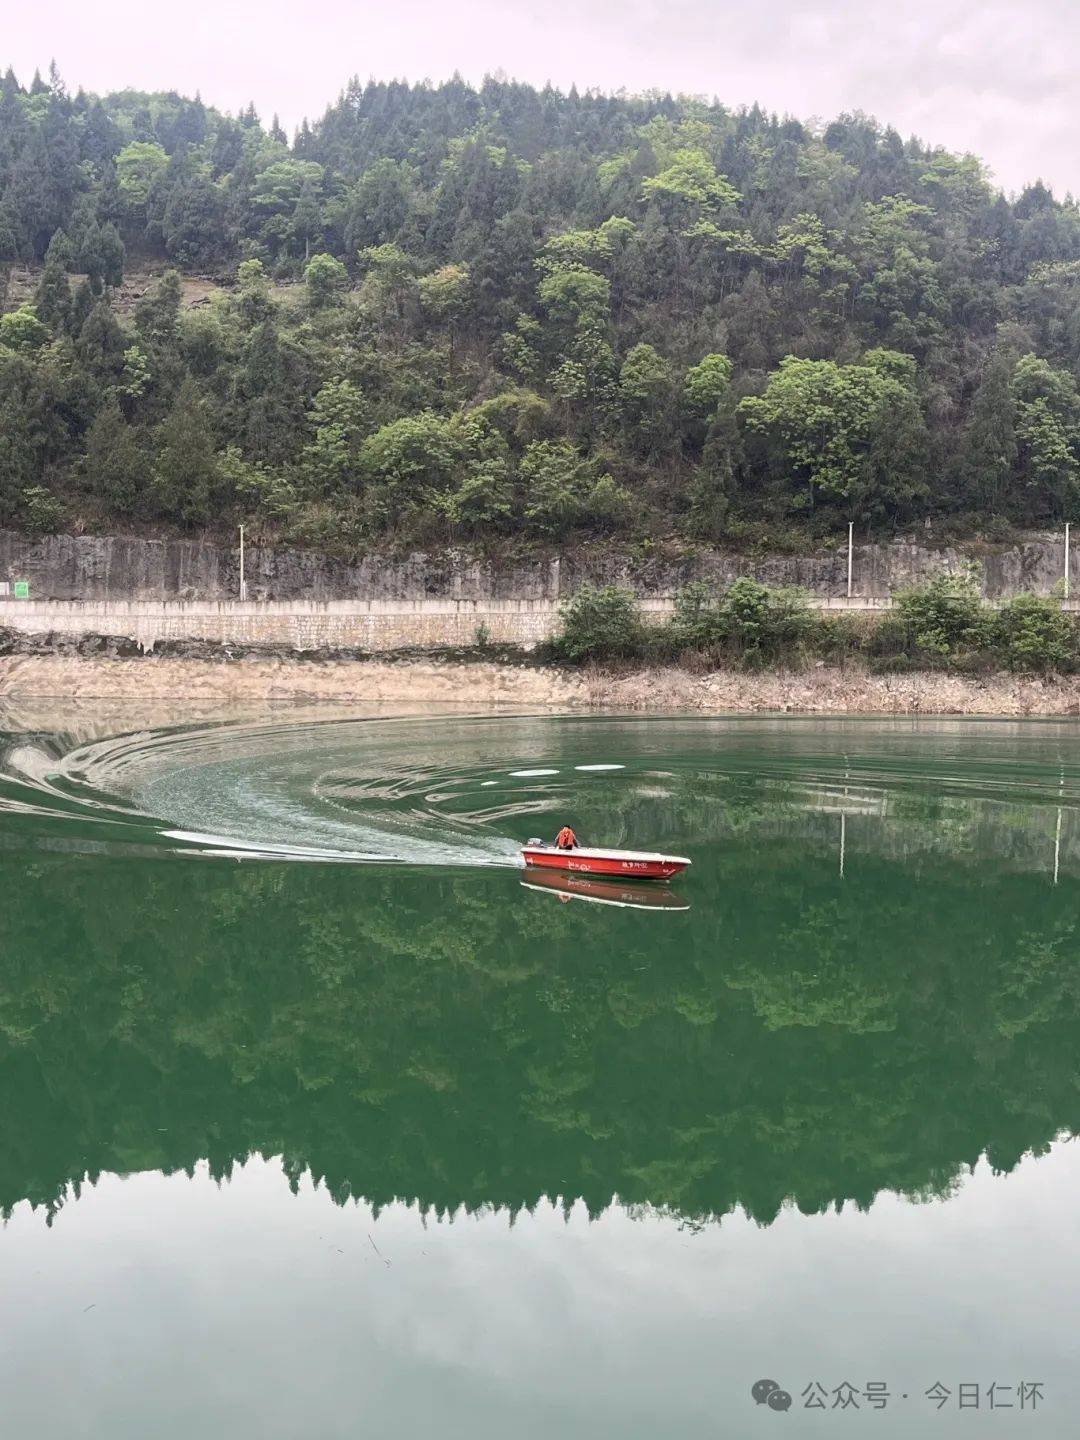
[[13, 581, 29, 599]]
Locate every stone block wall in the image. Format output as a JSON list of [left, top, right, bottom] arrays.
[[0, 597, 617, 651]]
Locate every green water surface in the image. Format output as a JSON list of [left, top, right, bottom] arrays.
[[0, 709, 1077, 1436]]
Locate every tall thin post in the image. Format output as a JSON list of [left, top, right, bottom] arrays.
[[847, 522, 854, 600], [1066, 523, 1071, 602], [840, 756, 849, 878], [239, 525, 246, 602]]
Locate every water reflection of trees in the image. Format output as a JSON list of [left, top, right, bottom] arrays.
[[1, 838, 1079, 1227], [581, 771, 1080, 881]]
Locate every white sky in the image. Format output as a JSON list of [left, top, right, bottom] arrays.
[[5, 0, 1077, 197]]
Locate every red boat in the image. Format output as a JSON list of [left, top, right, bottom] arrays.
[[521, 839, 691, 882]]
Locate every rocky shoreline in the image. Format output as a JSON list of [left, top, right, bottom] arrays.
[[2, 639, 1079, 715]]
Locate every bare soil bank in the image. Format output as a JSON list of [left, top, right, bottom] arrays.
[[2, 654, 1079, 716]]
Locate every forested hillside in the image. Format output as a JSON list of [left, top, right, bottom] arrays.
[[3, 64, 1080, 551]]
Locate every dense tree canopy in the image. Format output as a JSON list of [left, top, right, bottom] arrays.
[[3, 66, 1080, 548]]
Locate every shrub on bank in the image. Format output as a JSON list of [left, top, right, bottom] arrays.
[[876, 580, 1078, 674], [551, 577, 1080, 673], [892, 573, 991, 659], [718, 578, 815, 663], [552, 577, 821, 667], [550, 583, 647, 662], [993, 593, 1077, 673], [668, 580, 720, 649], [667, 577, 817, 664]]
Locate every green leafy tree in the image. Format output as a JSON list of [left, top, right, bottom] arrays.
[[619, 343, 677, 457], [301, 379, 368, 494], [235, 259, 273, 327], [304, 253, 349, 312], [77, 299, 128, 379], [115, 140, 168, 218], [521, 440, 592, 535], [134, 269, 182, 348], [739, 351, 928, 518], [360, 410, 466, 526], [418, 263, 471, 365], [18, 483, 65, 535], [715, 578, 814, 663], [357, 244, 417, 338], [237, 317, 296, 464], [32, 262, 71, 330], [220, 445, 298, 524], [436, 459, 514, 535], [0, 304, 48, 354], [538, 262, 610, 327], [548, 316, 618, 431], [641, 149, 740, 220], [251, 159, 324, 217], [1011, 354, 1080, 521], [161, 174, 224, 265], [289, 176, 323, 260], [586, 472, 632, 531], [961, 354, 1017, 514], [499, 315, 542, 383], [344, 158, 421, 251], [683, 353, 733, 421]]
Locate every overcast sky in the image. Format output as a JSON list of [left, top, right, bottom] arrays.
[[5, 0, 1076, 197]]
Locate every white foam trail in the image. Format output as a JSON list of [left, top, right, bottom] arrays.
[[509, 768, 559, 777], [575, 764, 625, 772], [161, 829, 392, 863]]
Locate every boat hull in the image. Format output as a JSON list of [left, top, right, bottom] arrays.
[[521, 847, 690, 882]]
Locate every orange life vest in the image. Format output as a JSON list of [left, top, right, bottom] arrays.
[[555, 826, 578, 850]]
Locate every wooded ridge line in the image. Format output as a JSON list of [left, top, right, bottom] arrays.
[[3, 68, 1080, 558]]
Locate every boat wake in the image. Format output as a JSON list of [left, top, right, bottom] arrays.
[[0, 711, 633, 869], [4, 709, 1080, 875]]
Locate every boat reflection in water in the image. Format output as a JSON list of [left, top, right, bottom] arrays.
[[520, 866, 690, 911]]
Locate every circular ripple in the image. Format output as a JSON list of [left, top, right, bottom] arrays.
[[3, 711, 1080, 872]]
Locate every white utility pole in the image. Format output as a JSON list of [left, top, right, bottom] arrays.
[[239, 525, 247, 601], [847, 522, 854, 600], [1066, 523, 1071, 602]]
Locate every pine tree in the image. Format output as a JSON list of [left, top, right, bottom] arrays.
[[34, 260, 71, 330], [151, 379, 220, 524], [83, 399, 144, 513]]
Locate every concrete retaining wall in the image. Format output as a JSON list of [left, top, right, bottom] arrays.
[[0, 595, 894, 652], [5, 594, 1076, 654], [1, 527, 1076, 653], [0, 597, 651, 651]]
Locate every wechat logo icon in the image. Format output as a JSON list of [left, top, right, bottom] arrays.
[[752, 1378, 792, 1412]]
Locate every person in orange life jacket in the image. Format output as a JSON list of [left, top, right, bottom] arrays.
[[555, 825, 579, 850]]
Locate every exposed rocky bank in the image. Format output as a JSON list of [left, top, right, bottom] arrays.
[[2, 644, 1078, 717]]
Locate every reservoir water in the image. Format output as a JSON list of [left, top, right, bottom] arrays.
[[1, 705, 1078, 1436]]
